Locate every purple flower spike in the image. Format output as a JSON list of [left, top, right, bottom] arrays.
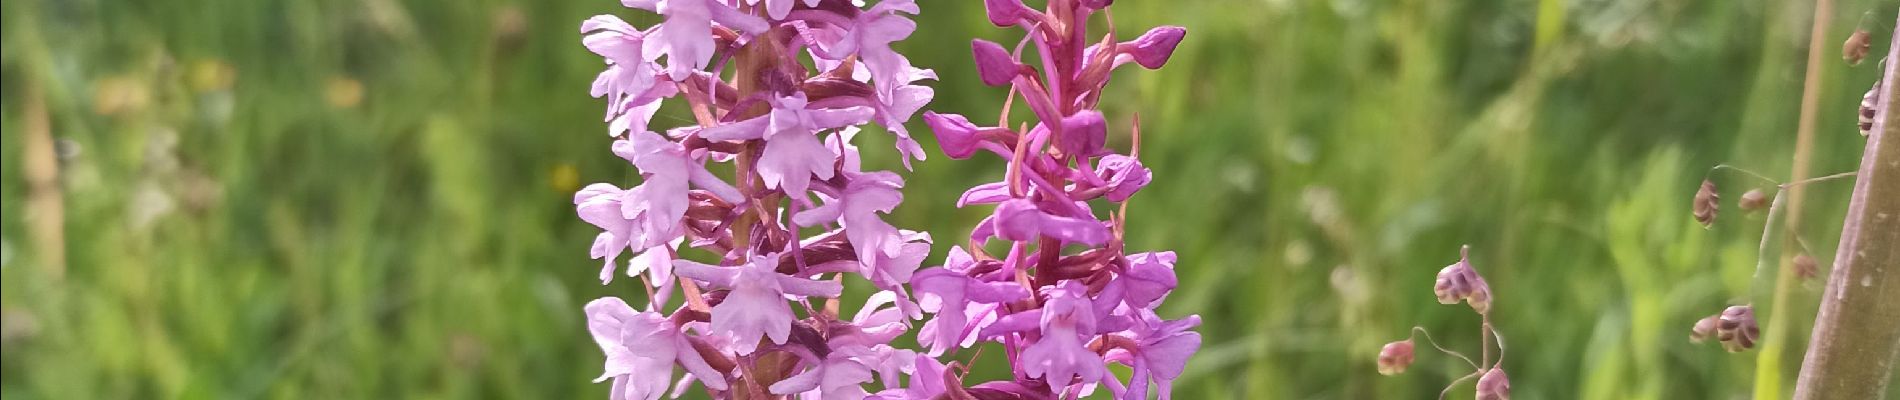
[[1123, 26, 1188, 70], [910, 1, 1194, 396], [971, 39, 1022, 87], [574, 0, 1196, 397]]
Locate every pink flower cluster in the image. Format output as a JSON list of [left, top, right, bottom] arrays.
[[914, 0, 1198, 398], [576, 0, 935, 398], [575, 0, 1196, 398]]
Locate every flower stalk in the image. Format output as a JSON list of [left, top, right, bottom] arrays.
[[1792, 11, 1900, 399]]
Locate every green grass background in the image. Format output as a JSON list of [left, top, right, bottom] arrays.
[[4, 0, 1899, 398]]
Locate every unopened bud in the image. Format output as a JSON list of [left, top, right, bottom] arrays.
[[971, 39, 1020, 87], [1122, 26, 1187, 70], [1433, 246, 1493, 314], [1716, 305, 1759, 352], [1693, 179, 1719, 228], [1476, 368, 1510, 400], [1738, 189, 1767, 211], [983, 0, 1036, 27], [1377, 339, 1415, 376]]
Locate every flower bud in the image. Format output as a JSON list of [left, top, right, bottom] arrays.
[[1738, 189, 1767, 211], [1693, 179, 1719, 228], [971, 39, 1020, 87], [923, 112, 983, 159], [1716, 305, 1759, 352], [983, 0, 1036, 27], [1123, 26, 1187, 69], [1377, 339, 1415, 376], [1057, 110, 1108, 157], [1476, 368, 1510, 400]]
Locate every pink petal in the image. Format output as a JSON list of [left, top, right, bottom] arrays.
[[923, 112, 984, 160], [970, 39, 1020, 87]]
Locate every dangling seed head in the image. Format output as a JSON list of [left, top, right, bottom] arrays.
[[1377, 339, 1416, 376], [1738, 189, 1768, 212], [1693, 179, 1719, 228], [1690, 315, 1719, 343], [1844, 29, 1873, 66], [1861, 78, 1882, 136], [1716, 305, 1759, 352], [1794, 253, 1819, 281], [1433, 246, 1493, 314], [1476, 368, 1511, 400]]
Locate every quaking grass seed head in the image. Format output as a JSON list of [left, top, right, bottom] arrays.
[[1690, 315, 1719, 343], [1376, 339, 1415, 376], [1716, 305, 1760, 352], [1693, 179, 1719, 228], [1794, 253, 1819, 281], [1738, 189, 1768, 212], [1476, 368, 1511, 400], [1862, 78, 1881, 136], [1433, 246, 1492, 314], [1845, 28, 1873, 66]]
